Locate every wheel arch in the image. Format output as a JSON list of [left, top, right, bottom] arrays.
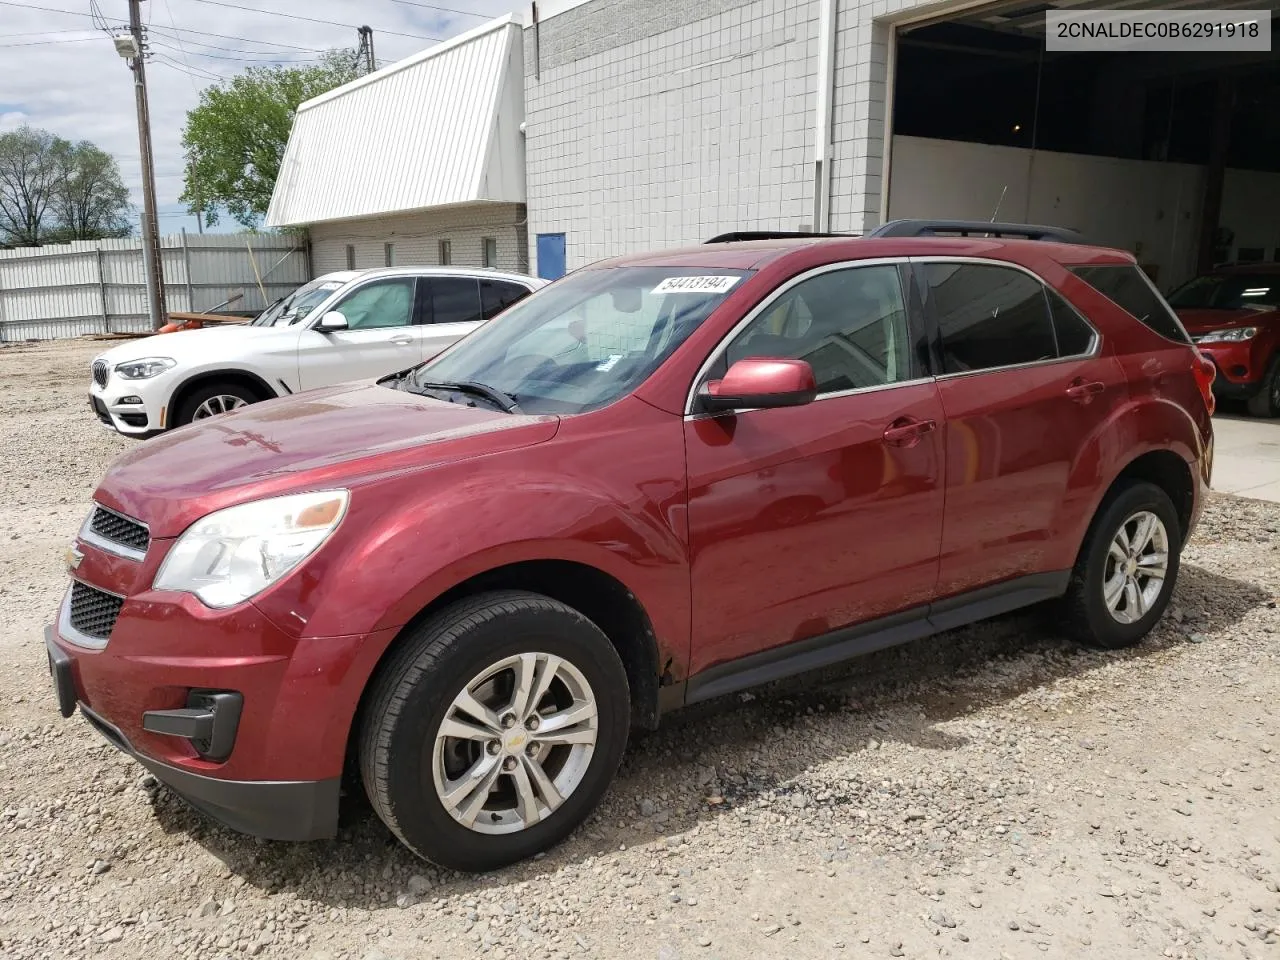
[[167, 369, 279, 427], [345, 559, 667, 784]]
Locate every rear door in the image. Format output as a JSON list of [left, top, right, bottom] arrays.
[[297, 276, 422, 389], [419, 276, 486, 361], [917, 258, 1125, 598]]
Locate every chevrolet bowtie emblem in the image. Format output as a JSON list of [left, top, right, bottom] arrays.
[[65, 546, 83, 572]]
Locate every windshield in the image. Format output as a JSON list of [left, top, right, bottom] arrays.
[[406, 266, 752, 415], [1167, 273, 1280, 311], [251, 278, 344, 326]]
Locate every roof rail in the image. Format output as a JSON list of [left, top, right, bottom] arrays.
[[704, 230, 858, 244], [868, 219, 1084, 244]]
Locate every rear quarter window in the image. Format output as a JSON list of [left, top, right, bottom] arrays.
[[1068, 264, 1190, 344]]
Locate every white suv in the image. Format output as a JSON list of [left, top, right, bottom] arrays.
[[88, 267, 547, 436]]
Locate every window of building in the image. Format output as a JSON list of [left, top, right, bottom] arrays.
[[482, 237, 498, 268], [721, 265, 912, 394], [429, 277, 483, 325], [345, 245, 356, 270], [1069, 264, 1189, 344], [439, 239, 452, 265], [924, 263, 1058, 373], [384, 243, 395, 267]]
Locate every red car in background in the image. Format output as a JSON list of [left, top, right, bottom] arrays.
[[1168, 263, 1280, 418], [46, 220, 1214, 872]]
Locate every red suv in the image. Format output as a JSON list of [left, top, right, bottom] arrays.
[[46, 221, 1214, 871], [1165, 263, 1280, 417]]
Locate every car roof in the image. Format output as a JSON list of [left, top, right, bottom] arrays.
[[317, 266, 546, 286], [585, 235, 1135, 271]]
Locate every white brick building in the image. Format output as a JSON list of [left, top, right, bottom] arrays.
[[266, 18, 530, 275], [521, 0, 1280, 287]]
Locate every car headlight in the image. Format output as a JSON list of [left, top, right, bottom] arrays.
[[154, 490, 349, 608], [1196, 327, 1257, 344], [115, 357, 176, 380]]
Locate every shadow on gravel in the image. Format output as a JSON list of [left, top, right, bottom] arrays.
[[144, 562, 1272, 908]]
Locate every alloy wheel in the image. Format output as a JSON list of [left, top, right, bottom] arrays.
[[192, 395, 248, 419], [1102, 510, 1169, 624], [432, 653, 598, 835]]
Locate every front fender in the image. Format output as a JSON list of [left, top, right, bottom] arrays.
[[251, 402, 691, 664]]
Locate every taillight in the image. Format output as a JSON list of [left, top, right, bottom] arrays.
[[1192, 348, 1216, 416]]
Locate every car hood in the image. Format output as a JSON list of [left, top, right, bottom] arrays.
[[95, 324, 300, 365], [94, 382, 560, 537], [1175, 306, 1279, 335]]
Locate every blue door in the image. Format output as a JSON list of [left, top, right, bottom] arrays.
[[536, 233, 566, 281]]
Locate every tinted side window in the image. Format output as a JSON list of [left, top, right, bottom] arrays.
[[1069, 264, 1189, 343], [925, 263, 1057, 373], [480, 280, 531, 320], [430, 278, 482, 325], [332, 278, 414, 330], [723, 265, 912, 394], [1047, 288, 1097, 356]]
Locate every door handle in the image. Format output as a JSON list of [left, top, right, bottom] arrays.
[[390, 335, 414, 346], [882, 417, 937, 448], [1066, 378, 1105, 404]]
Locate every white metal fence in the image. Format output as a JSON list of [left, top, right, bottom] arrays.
[[0, 233, 311, 342]]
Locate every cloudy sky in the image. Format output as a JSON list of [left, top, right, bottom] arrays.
[[0, 0, 524, 234]]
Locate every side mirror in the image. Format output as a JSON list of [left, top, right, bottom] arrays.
[[317, 311, 348, 332], [699, 357, 817, 414]]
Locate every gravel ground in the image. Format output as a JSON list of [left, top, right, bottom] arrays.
[[1, 338, 1279, 960]]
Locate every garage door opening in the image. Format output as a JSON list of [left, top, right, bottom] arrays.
[[887, 0, 1280, 293]]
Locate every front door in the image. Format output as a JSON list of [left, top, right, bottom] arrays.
[[684, 262, 946, 677], [917, 259, 1127, 597], [298, 276, 422, 389]]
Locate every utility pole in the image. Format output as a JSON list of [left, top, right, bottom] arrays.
[[120, 0, 167, 329], [357, 26, 376, 75]]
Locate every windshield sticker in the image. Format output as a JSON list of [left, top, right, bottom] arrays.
[[652, 275, 741, 295], [595, 354, 623, 372]]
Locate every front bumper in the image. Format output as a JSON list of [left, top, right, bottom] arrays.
[[46, 627, 340, 839], [88, 375, 170, 435], [46, 626, 340, 841], [1198, 342, 1265, 397]]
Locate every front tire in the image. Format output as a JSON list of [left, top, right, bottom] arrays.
[[173, 381, 259, 427], [1246, 355, 1280, 418], [358, 591, 630, 872], [1062, 481, 1182, 649]]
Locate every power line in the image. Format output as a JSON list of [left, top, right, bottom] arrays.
[[0, 2, 332, 54], [0, 0, 101, 20], [153, 34, 328, 56], [150, 39, 319, 64], [151, 52, 228, 84], [0, 35, 103, 47], [159, 0, 201, 96], [181, 0, 443, 41], [145, 23, 332, 54], [388, 0, 489, 17]]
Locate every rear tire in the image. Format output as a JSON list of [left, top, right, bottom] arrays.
[[1062, 481, 1182, 650], [358, 591, 630, 872], [1246, 355, 1280, 418], [173, 381, 259, 428]]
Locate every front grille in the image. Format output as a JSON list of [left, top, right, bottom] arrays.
[[69, 581, 124, 641], [88, 506, 149, 554], [92, 360, 109, 388]]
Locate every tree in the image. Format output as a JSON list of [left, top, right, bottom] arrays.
[[0, 127, 132, 246], [0, 126, 62, 246], [180, 50, 361, 229], [47, 142, 132, 242]]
